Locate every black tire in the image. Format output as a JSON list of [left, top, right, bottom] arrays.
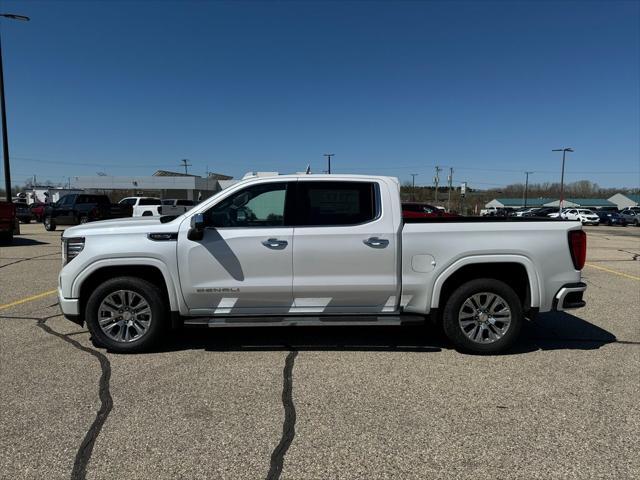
[[635, 219, 640, 227], [85, 276, 168, 353], [20, 218, 31, 224], [44, 217, 56, 231], [442, 278, 523, 354], [79, 215, 89, 224]]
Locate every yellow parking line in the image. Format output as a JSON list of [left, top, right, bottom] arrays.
[[585, 263, 640, 281], [0, 289, 58, 311]]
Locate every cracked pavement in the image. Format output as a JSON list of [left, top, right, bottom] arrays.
[[1, 224, 639, 479]]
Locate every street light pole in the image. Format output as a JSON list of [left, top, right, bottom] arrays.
[[523, 171, 533, 208], [410, 173, 418, 201], [552, 148, 574, 213], [0, 13, 29, 202], [323, 153, 334, 174]]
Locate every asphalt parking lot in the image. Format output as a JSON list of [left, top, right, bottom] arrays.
[[1, 223, 639, 480]]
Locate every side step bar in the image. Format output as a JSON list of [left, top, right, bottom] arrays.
[[183, 315, 426, 328]]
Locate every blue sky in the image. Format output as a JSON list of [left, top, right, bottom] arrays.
[[0, 0, 638, 189]]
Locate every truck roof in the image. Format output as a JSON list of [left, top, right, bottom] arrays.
[[240, 173, 400, 183]]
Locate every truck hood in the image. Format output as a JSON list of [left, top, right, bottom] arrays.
[[63, 216, 177, 237]]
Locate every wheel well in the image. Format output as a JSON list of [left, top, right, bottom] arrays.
[[79, 265, 170, 317], [438, 262, 531, 311]]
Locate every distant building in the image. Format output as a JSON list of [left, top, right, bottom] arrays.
[[484, 198, 554, 209], [71, 170, 236, 202], [485, 197, 616, 209], [608, 193, 640, 209], [543, 198, 617, 209], [22, 187, 84, 204]]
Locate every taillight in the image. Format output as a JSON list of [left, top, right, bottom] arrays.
[[568, 230, 587, 270]]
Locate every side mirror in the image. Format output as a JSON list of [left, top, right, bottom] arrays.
[[187, 213, 206, 241]]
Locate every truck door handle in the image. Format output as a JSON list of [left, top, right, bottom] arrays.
[[363, 237, 389, 248], [262, 238, 288, 250]]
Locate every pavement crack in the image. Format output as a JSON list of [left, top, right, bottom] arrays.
[[266, 350, 298, 480], [0, 252, 61, 269], [35, 317, 113, 480]]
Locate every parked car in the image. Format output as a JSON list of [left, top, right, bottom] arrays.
[[57, 174, 587, 354], [118, 197, 163, 217], [30, 202, 46, 222], [480, 206, 500, 216], [401, 202, 457, 218], [558, 208, 600, 225], [596, 211, 627, 226], [619, 209, 640, 226], [43, 194, 133, 231], [15, 202, 33, 223], [514, 208, 538, 217], [160, 198, 196, 216], [526, 207, 557, 218], [0, 201, 16, 244]]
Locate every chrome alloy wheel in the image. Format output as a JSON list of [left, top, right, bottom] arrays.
[[458, 292, 512, 344], [98, 290, 152, 343]]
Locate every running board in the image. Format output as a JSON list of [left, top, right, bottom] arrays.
[[183, 315, 425, 328]]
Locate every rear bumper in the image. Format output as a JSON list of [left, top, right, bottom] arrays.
[[553, 282, 587, 311], [58, 287, 83, 326]]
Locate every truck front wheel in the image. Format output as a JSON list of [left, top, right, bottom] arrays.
[[44, 217, 56, 231], [85, 276, 167, 353], [442, 278, 523, 354]]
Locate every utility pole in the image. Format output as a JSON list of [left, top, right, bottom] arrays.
[[552, 148, 574, 213], [434, 166, 442, 204], [410, 173, 418, 201], [447, 167, 453, 212], [323, 153, 334, 174], [0, 13, 30, 202], [180, 158, 192, 175], [523, 171, 534, 208]]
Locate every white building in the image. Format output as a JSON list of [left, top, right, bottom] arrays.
[[70, 170, 236, 201], [608, 193, 640, 209]]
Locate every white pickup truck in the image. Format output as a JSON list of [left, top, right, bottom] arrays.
[[58, 174, 587, 354], [159, 198, 196, 216], [118, 197, 163, 217]]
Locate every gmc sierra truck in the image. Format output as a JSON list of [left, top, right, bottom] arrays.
[[57, 174, 587, 354]]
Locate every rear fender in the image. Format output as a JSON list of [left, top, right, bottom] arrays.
[[430, 254, 541, 309]]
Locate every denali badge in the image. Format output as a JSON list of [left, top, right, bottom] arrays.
[[196, 288, 240, 293]]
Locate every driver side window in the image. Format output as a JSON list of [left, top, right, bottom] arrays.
[[206, 183, 288, 228]]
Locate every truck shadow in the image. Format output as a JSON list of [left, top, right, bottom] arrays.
[[158, 311, 617, 355], [3, 237, 48, 246]]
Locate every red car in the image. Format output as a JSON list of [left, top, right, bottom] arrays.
[[30, 202, 46, 222], [0, 201, 16, 244], [402, 202, 458, 218]]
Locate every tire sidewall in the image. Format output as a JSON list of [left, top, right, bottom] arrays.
[[85, 277, 167, 353], [442, 278, 523, 354], [44, 217, 56, 231]]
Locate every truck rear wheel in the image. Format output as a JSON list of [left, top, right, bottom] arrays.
[[442, 278, 523, 354], [85, 276, 167, 353]]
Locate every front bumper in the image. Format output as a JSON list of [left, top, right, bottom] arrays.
[[553, 282, 587, 311], [58, 287, 83, 325]]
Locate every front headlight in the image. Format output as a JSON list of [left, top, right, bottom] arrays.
[[62, 237, 85, 265]]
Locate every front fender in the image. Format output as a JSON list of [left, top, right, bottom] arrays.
[[70, 257, 181, 312]]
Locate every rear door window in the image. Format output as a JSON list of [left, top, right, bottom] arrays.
[[296, 181, 377, 226], [139, 198, 161, 206]]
